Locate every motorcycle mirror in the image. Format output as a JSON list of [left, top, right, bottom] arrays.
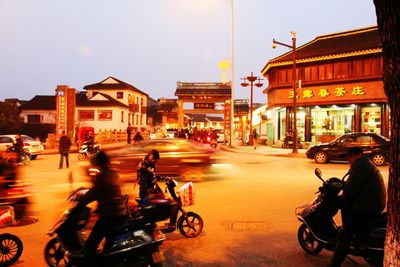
[[314, 168, 323, 181]]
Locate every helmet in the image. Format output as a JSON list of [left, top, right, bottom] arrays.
[[90, 151, 109, 167]]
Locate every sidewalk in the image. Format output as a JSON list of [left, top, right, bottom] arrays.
[[220, 142, 308, 158], [42, 142, 129, 155]]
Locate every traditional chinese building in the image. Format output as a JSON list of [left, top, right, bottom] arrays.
[[261, 26, 388, 144], [174, 81, 231, 132]]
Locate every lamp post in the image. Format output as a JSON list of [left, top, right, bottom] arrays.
[[272, 31, 298, 154], [241, 72, 264, 145]]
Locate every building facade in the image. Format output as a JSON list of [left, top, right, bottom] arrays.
[[261, 26, 388, 144]]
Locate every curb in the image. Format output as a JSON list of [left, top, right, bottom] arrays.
[[220, 145, 307, 158]]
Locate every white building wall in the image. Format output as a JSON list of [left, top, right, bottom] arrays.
[[87, 88, 147, 130], [75, 106, 129, 133]]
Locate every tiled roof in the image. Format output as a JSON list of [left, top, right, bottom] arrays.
[[175, 82, 231, 97], [19, 95, 56, 110], [76, 92, 128, 108], [261, 26, 381, 74], [207, 116, 224, 122], [159, 102, 177, 113], [189, 114, 209, 123], [83, 76, 148, 97]]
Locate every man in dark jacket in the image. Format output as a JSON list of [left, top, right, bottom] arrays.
[[77, 151, 127, 266], [58, 131, 72, 169], [328, 147, 386, 267], [137, 149, 178, 231], [137, 149, 160, 199], [13, 134, 24, 163]]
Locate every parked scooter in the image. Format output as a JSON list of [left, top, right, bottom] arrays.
[[44, 188, 166, 267], [77, 141, 101, 161], [295, 168, 386, 266], [132, 176, 203, 238], [281, 133, 302, 149]]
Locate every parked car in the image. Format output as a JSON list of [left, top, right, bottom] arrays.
[[305, 132, 390, 166], [107, 139, 226, 182], [0, 135, 44, 160]]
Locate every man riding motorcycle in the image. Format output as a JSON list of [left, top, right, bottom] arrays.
[[75, 151, 127, 266], [327, 147, 386, 267], [137, 149, 179, 232]]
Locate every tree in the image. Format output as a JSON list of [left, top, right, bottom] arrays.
[[0, 101, 23, 134], [373, 0, 400, 266]]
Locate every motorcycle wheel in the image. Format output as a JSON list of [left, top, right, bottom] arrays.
[[44, 238, 69, 267], [0, 233, 23, 267], [177, 212, 203, 238], [78, 153, 87, 161], [297, 223, 323, 255], [21, 154, 31, 165]]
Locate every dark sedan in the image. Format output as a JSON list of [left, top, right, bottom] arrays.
[[306, 132, 390, 166], [108, 139, 226, 182]]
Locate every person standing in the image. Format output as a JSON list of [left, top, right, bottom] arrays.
[[13, 134, 24, 164], [59, 131, 72, 169], [252, 129, 259, 150], [327, 147, 386, 267], [127, 124, 132, 144]]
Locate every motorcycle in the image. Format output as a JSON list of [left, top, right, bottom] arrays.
[[295, 168, 386, 266], [4, 147, 31, 166], [44, 188, 167, 267], [77, 142, 101, 161], [281, 133, 302, 149], [0, 205, 23, 267], [132, 176, 203, 238]]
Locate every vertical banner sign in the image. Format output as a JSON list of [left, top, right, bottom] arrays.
[[224, 100, 230, 132], [56, 85, 67, 135]]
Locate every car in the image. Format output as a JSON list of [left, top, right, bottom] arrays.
[[107, 139, 226, 182], [0, 134, 45, 160], [305, 132, 390, 166]]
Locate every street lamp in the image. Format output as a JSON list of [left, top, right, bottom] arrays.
[[241, 72, 263, 145], [272, 31, 298, 154]]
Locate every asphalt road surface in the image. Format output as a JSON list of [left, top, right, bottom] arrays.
[[5, 150, 389, 266]]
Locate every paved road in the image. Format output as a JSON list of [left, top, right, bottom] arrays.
[[5, 147, 388, 267]]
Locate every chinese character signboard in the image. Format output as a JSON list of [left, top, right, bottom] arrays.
[[56, 85, 76, 137], [194, 103, 215, 109]]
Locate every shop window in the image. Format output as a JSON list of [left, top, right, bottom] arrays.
[[361, 106, 381, 134], [311, 106, 355, 143], [78, 110, 94, 121]]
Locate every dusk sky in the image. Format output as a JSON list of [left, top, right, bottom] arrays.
[[0, 0, 377, 103]]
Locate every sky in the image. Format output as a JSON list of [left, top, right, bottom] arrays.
[[0, 0, 378, 103]]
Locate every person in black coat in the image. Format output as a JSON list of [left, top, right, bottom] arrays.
[[58, 131, 72, 169], [77, 151, 127, 266], [328, 147, 386, 267]]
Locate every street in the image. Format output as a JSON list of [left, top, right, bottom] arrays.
[[5, 149, 389, 267]]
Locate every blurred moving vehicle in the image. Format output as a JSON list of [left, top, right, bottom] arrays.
[[108, 139, 225, 182], [0, 135, 44, 160], [305, 132, 390, 166]]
